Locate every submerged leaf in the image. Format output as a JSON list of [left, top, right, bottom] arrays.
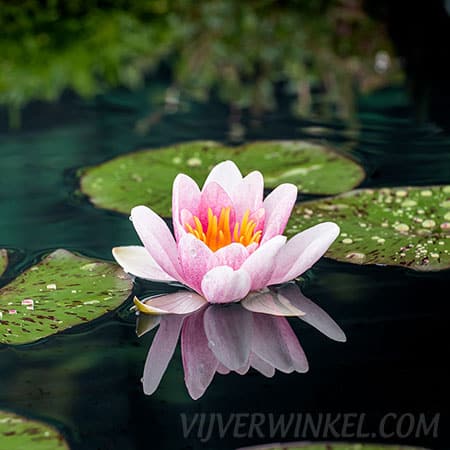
[[0, 410, 70, 450], [0, 249, 133, 345], [80, 140, 364, 216], [287, 186, 450, 271]]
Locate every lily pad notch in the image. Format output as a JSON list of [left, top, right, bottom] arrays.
[[79, 140, 365, 216], [287, 185, 450, 271], [0, 249, 133, 345]]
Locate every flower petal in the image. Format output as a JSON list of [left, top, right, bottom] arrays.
[[214, 243, 249, 270], [201, 266, 251, 304], [216, 364, 231, 375], [252, 313, 303, 373], [250, 353, 275, 378], [134, 291, 207, 315], [131, 205, 182, 280], [198, 181, 235, 227], [112, 246, 176, 282], [269, 222, 340, 285], [204, 304, 252, 370], [178, 233, 215, 293], [172, 174, 201, 241], [203, 160, 243, 196], [241, 289, 305, 316], [278, 316, 309, 373], [261, 183, 297, 243], [142, 314, 184, 395], [232, 170, 264, 219], [240, 235, 286, 290], [235, 360, 250, 375], [277, 283, 346, 342], [182, 308, 218, 400]]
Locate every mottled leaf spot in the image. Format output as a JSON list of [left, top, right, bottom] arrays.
[[287, 185, 450, 271]]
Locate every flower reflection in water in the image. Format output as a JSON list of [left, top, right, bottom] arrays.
[[135, 283, 345, 400]]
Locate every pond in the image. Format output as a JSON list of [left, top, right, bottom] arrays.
[[0, 83, 449, 450]]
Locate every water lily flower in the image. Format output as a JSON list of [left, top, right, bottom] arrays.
[[137, 284, 346, 399], [113, 160, 339, 307]]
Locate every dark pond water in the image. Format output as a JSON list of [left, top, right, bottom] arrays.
[[0, 83, 449, 450]]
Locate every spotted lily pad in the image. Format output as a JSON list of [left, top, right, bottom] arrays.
[[0, 410, 70, 450], [0, 249, 132, 345], [79, 140, 364, 216], [287, 186, 450, 271], [0, 249, 7, 277], [238, 443, 429, 450]]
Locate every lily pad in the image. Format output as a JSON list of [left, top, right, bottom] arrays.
[[287, 186, 450, 271], [238, 443, 429, 450], [79, 140, 364, 216], [0, 410, 70, 450], [0, 249, 132, 345], [0, 249, 7, 277]]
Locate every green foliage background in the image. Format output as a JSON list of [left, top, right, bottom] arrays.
[[0, 0, 399, 124]]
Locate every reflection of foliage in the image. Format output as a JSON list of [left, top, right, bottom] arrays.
[[0, 0, 400, 125], [171, 0, 400, 118]]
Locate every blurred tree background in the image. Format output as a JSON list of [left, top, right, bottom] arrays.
[[0, 0, 404, 127]]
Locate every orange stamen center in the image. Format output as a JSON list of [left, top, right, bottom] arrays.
[[185, 208, 262, 251]]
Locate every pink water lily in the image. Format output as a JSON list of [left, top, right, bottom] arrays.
[[113, 160, 339, 306], [137, 284, 346, 399]]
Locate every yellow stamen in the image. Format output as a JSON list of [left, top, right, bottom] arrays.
[[185, 207, 262, 251]]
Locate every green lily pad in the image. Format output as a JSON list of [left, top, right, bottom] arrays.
[[79, 140, 364, 216], [0, 410, 70, 450], [0, 249, 7, 277], [287, 186, 450, 271], [238, 443, 429, 450], [0, 249, 132, 345]]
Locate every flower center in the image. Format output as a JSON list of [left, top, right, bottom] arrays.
[[185, 207, 262, 251]]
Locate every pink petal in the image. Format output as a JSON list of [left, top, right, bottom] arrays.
[[278, 316, 309, 373], [182, 308, 218, 400], [198, 182, 235, 228], [231, 171, 264, 219], [249, 208, 265, 233], [269, 222, 340, 285], [235, 360, 250, 375], [112, 246, 175, 282], [203, 305, 252, 370], [277, 283, 346, 342], [178, 234, 215, 293], [142, 314, 184, 395], [252, 313, 292, 373], [200, 266, 251, 304], [241, 289, 305, 316], [131, 206, 182, 280], [250, 353, 275, 378], [180, 208, 194, 230], [203, 160, 243, 196], [214, 243, 249, 270], [216, 364, 231, 375], [172, 174, 201, 241], [240, 235, 286, 290], [261, 183, 297, 243], [134, 291, 207, 315]]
